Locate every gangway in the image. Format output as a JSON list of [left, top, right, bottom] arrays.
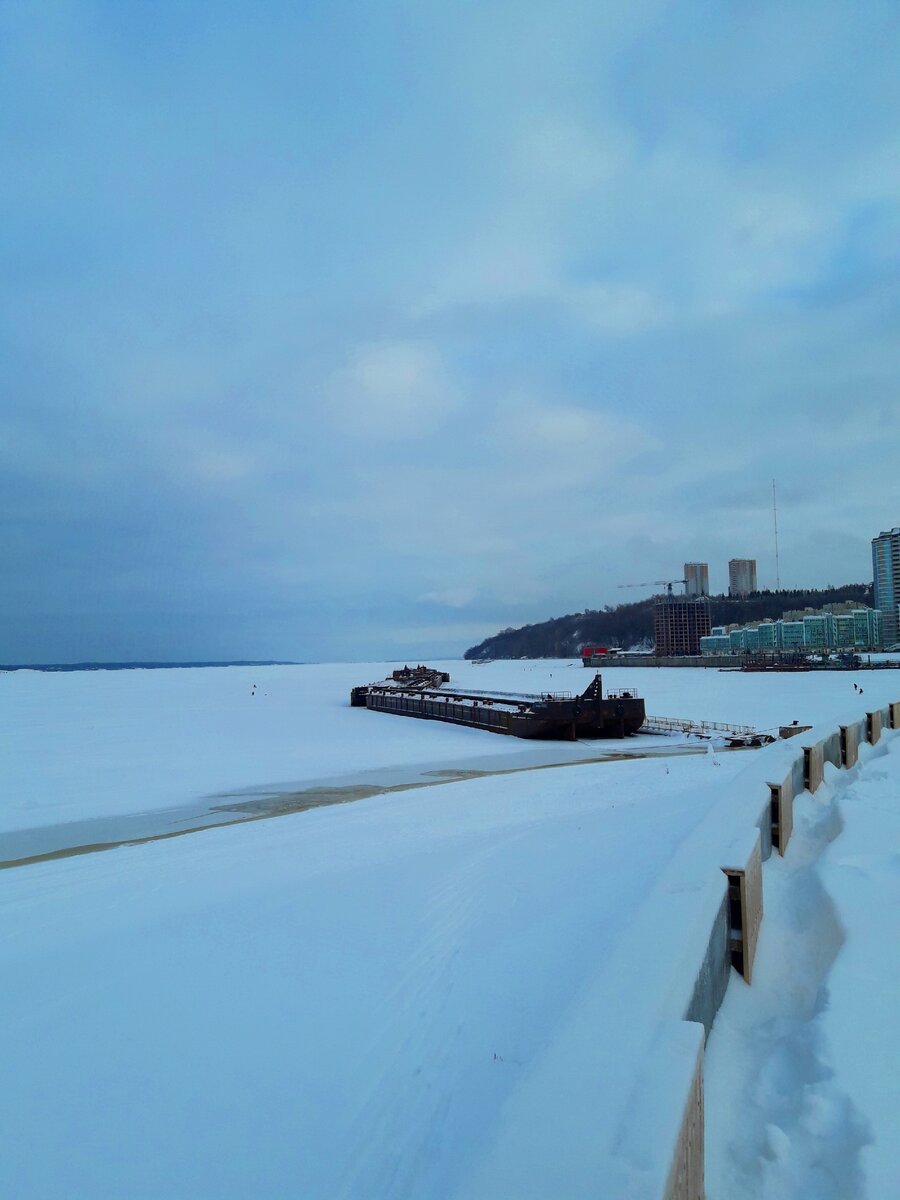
[[640, 714, 775, 747]]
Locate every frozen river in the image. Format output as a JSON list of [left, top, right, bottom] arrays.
[[2, 660, 899, 1198], [3, 656, 895, 837]]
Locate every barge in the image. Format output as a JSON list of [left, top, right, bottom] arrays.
[[350, 666, 645, 740]]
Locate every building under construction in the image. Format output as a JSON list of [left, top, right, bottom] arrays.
[[654, 596, 711, 656]]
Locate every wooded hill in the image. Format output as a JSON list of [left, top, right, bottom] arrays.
[[464, 584, 873, 660]]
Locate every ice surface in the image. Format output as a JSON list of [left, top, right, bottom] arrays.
[[2, 660, 899, 1198], [3, 657, 898, 834], [2, 754, 731, 1199]]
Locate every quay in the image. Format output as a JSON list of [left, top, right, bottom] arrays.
[[582, 651, 900, 671]]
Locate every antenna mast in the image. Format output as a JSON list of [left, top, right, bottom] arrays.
[[772, 478, 781, 590]]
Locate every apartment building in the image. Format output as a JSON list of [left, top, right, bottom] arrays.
[[683, 562, 710, 597], [728, 558, 758, 597], [872, 527, 900, 646]]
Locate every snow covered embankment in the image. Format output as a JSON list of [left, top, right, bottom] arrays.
[[513, 700, 898, 1200], [706, 716, 900, 1200]]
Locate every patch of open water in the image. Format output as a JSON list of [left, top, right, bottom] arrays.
[[1, 737, 748, 871]]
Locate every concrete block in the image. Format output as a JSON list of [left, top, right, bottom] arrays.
[[768, 774, 794, 856], [867, 710, 882, 745], [755, 797, 773, 862], [722, 832, 763, 984], [663, 1029, 704, 1200], [779, 724, 812, 740], [840, 723, 859, 768], [822, 730, 842, 770], [683, 891, 730, 1036], [789, 752, 806, 800], [802, 742, 824, 792]]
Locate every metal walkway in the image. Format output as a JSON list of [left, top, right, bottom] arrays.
[[641, 714, 775, 745]]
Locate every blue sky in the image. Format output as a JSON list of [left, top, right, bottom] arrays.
[[2, 0, 899, 662]]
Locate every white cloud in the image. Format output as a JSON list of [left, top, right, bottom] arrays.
[[421, 587, 478, 609], [514, 117, 634, 193], [564, 282, 670, 336], [190, 449, 259, 484], [496, 396, 657, 464], [415, 117, 634, 316], [324, 341, 458, 440], [415, 92, 900, 332]]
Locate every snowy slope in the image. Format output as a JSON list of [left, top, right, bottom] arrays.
[[2, 753, 732, 1200]]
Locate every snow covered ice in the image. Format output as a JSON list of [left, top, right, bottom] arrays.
[[2, 660, 899, 1197]]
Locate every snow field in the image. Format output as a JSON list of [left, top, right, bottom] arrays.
[[475, 703, 900, 1199], [1, 752, 737, 1199], [3, 658, 898, 835], [3, 663, 900, 1198]]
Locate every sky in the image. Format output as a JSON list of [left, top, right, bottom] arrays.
[[2, 0, 899, 663]]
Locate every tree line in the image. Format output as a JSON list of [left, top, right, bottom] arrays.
[[464, 584, 873, 660]]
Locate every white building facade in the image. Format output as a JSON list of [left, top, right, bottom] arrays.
[[700, 607, 882, 655]]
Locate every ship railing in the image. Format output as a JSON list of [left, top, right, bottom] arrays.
[[429, 686, 575, 702], [641, 714, 760, 737], [369, 687, 544, 711]]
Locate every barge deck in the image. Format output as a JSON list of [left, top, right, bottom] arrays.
[[351, 666, 645, 740]]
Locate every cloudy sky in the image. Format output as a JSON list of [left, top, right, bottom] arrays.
[[2, 0, 899, 663]]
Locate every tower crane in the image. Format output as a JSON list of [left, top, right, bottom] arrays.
[[618, 579, 688, 599]]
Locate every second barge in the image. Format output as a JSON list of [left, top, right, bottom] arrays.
[[351, 666, 645, 740]]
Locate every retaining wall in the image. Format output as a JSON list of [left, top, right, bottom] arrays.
[[635, 696, 899, 1200]]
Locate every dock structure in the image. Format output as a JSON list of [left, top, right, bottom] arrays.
[[640, 715, 775, 747], [581, 649, 900, 672], [351, 667, 645, 741]]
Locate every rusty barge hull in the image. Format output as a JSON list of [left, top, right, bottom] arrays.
[[351, 670, 645, 741]]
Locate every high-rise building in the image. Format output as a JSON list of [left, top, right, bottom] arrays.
[[872, 528, 900, 647], [728, 558, 758, 597], [684, 562, 709, 597], [654, 597, 711, 656]]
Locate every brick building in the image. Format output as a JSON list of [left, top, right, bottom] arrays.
[[654, 597, 711, 656]]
